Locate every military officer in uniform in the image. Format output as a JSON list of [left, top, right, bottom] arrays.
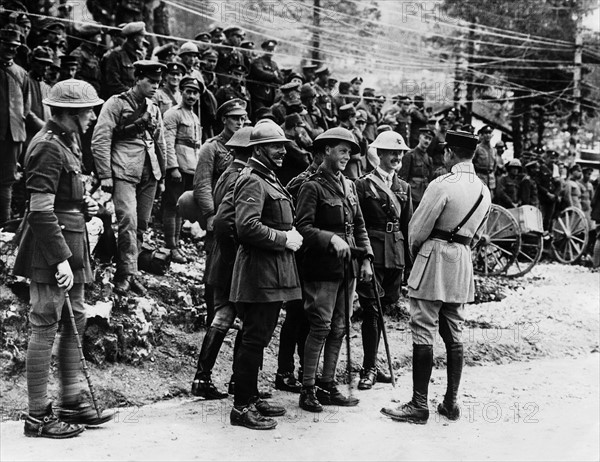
[[495, 159, 522, 209], [215, 63, 250, 110], [193, 98, 247, 325], [473, 125, 497, 197], [381, 131, 491, 424], [247, 40, 282, 119], [190, 126, 253, 400], [152, 61, 185, 115], [70, 22, 103, 93], [200, 49, 219, 94], [229, 122, 303, 430], [216, 26, 246, 86], [314, 66, 336, 127], [92, 60, 167, 295], [101, 22, 146, 98], [296, 127, 373, 413], [271, 81, 301, 125], [399, 127, 434, 209], [355, 131, 413, 390], [14, 79, 114, 438], [177, 42, 204, 82], [519, 160, 540, 208]]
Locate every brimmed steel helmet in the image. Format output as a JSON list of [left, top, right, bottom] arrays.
[[370, 131, 409, 151], [225, 126, 253, 148], [313, 127, 360, 154], [247, 123, 290, 146], [43, 79, 104, 108], [506, 159, 522, 169]]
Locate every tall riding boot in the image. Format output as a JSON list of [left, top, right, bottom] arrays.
[[438, 343, 463, 420], [380, 344, 433, 424], [191, 327, 228, 399]]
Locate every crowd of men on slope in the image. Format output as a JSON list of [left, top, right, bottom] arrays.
[[2, 12, 600, 438]]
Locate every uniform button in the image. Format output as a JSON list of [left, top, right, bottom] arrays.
[[60, 225, 66, 230]]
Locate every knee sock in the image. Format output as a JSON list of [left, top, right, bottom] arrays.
[[27, 323, 58, 416]]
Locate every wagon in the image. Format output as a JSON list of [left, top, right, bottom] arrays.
[[472, 204, 590, 277]]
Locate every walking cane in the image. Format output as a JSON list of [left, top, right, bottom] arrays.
[[64, 290, 102, 418], [343, 257, 353, 396], [350, 247, 396, 388]]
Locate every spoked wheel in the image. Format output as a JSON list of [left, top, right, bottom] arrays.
[[551, 206, 589, 264], [505, 232, 544, 278], [473, 204, 521, 276]]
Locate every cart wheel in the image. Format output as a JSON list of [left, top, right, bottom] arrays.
[[505, 232, 544, 277], [473, 204, 521, 276], [551, 206, 589, 264]]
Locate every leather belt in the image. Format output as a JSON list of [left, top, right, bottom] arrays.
[[175, 139, 201, 149], [371, 221, 400, 233], [475, 168, 494, 174], [429, 229, 472, 245]]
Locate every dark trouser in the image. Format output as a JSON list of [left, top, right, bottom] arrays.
[[357, 267, 402, 371], [162, 172, 194, 249], [113, 159, 157, 279], [204, 231, 215, 326], [233, 302, 281, 406], [0, 140, 22, 226], [541, 200, 556, 231], [277, 298, 309, 375]]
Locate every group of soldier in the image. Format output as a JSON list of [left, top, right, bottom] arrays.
[[0, 11, 595, 439]]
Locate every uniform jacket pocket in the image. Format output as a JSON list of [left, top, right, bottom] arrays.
[[407, 243, 433, 290]]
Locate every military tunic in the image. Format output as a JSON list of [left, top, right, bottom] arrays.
[[398, 146, 433, 207], [495, 174, 520, 209], [70, 43, 102, 93], [519, 174, 540, 208], [473, 142, 497, 190], [247, 55, 282, 110]]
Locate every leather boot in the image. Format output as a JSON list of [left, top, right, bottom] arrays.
[[299, 386, 323, 413], [24, 403, 85, 439], [380, 344, 432, 424], [230, 404, 277, 430], [275, 372, 302, 393], [191, 327, 228, 399], [57, 400, 115, 426], [438, 343, 463, 421], [316, 382, 359, 407]]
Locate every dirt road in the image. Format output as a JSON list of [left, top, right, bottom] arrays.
[[2, 353, 598, 462]]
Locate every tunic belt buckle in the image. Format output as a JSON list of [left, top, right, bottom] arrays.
[[385, 221, 400, 233], [344, 223, 354, 235]]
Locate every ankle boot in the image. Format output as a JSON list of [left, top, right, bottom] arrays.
[[191, 327, 228, 399], [438, 342, 463, 421], [299, 386, 323, 413], [380, 344, 433, 424]]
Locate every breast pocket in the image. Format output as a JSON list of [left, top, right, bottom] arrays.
[[264, 190, 293, 229], [63, 164, 84, 201], [318, 198, 344, 227]]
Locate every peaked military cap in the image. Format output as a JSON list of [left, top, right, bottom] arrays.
[[419, 127, 435, 137], [154, 43, 176, 59], [339, 103, 356, 116], [201, 48, 219, 58], [60, 55, 79, 67], [1, 26, 23, 46], [133, 60, 167, 80], [230, 64, 247, 74], [280, 81, 301, 92], [350, 76, 363, 84], [315, 65, 330, 75], [216, 98, 247, 119], [477, 124, 493, 134], [180, 76, 204, 92], [445, 130, 478, 151], [30, 46, 54, 64], [302, 63, 318, 71], [195, 32, 211, 42], [261, 39, 277, 49], [122, 21, 146, 37], [166, 61, 187, 74], [78, 22, 103, 37], [224, 26, 244, 37], [241, 41, 255, 49]]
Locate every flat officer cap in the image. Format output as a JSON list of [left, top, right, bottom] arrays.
[[43, 20, 65, 33], [201, 48, 219, 58], [302, 63, 318, 71], [478, 124, 493, 134], [122, 21, 146, 37], [241, 40, 255, 49], [224, 26, 244, 37], [179, 76, 204, 93], [166, 61, 187, 74], [178, 41, 199, 55], [419, 127, 435, 137], [376, 94, 386, 102], [350, 76, 363, 84], [362, 87, 376, 97], [154, 43, 176, 58], [261, 39, 277, 49], [78, 22, 103, 37], [280, 81, 301, 92], [195, 32, 211, 42], [506, 159, 522, 168], [210, 26, 224, 35], [445, 130, 478, 151], [30, 46, 54, 64], [133, 60, 167, 80], [230, 64, 247, 74], [315, 65, 330, 75], [60, 55, 79, 67], [339, 103, 356, 115], [286, 72, 304, 84], [525, 160, 539, 169], [328, 77, 338, 84], [216, 98, 247, 119], [300, 83, 316, 98]]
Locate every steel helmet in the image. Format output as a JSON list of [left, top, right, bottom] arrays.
[[43, 79, 104, 108], [313, 127, 360, 154], [225, 126, 253, 148], [178, 41, 199, 56], [506, 158, 522, 169], [248, 123, 290, 146], [370, 130, 409, 151]]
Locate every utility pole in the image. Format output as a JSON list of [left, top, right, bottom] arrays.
[[464, 22, 475, 124], [312, 0, 321, 64], [570, 0, 583, 161]]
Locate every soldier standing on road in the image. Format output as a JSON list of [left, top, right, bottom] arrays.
[[228, 122, 303, 430], [162, 76, 203, 264], [381, 130, 491, 424], [355, 131, 413, 390], [92, 60, 167, 295], [13, 79, 114, 438], [193, 98, 247, 325], [296, 127, 373, 413], [398, 127, 434, 209]]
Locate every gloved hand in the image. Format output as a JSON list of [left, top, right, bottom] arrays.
[[285, 227, 303, 252]]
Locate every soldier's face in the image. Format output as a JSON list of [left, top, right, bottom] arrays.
[[378, 149, 403, 172], [181, 87, 200, 107], [166, 71, 182, 87], [419, 133, 433, 149], [229, 33, 243, 47], [0, 41, 19, 61], [76, 107, 97, 134], [138, 76, 160, 98], [324, 141, 352, 173], [223, 115, 245, 133], [258, 142, 286, 170], [180, 53, 196, 68], [204, 56, 217, 70], [62, 64, 78, 79]]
